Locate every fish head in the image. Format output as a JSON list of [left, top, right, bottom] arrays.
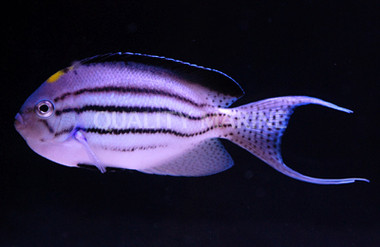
[[15, 67, 78, 158], [15, 96, 57, 142]]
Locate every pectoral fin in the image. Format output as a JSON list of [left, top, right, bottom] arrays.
[[73, 129, 106, 173]]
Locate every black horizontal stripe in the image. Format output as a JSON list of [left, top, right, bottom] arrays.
[[101, 144, 168, 152], [53, 124, 231, 138], [54, 126, 74, 137], [55, 105, 220, 120], [77, 124, 232, 137], [53, 86, 211, 108]]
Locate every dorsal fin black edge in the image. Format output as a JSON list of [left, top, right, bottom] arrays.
[[79, 52, 245, 98]]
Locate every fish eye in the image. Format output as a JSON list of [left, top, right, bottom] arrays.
[[35, 100, 55, 118]]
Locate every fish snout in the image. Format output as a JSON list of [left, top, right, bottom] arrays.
[[14, 113, 25, 130]]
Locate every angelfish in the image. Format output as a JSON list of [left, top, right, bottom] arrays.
[[14, 52, 368, 185]]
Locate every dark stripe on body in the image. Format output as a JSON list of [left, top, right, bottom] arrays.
[[55, 105, 222, 120], [101, 144, 168, 152], [54, 124, 232, 138], [80, 124, 231, 137], [54, 86, 212, 108], [54, 126, 74, 137]]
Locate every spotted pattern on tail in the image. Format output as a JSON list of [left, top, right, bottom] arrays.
[[227, 96, 369, 185]]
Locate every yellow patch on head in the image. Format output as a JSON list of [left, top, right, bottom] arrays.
[[46, 66, 74, 83]]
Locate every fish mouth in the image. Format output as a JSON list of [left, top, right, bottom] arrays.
[[14, 113, 25, 130]]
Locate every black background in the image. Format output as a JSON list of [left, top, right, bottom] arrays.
[[1, 1, 379, 246]]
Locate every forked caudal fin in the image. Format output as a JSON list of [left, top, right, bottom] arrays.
[[228, 96, 369, 185]]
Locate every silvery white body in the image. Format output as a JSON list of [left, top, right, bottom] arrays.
[[15, 53, 368, 184]]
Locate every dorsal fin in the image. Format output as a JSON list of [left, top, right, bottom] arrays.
[[79, 52, 244, 98]]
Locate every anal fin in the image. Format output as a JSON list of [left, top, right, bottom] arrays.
[[139, 139, 234, 176]]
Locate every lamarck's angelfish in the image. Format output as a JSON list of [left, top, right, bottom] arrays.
[[14, 52, 368, 185]]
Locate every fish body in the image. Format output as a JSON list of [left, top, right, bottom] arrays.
[[15, 52, 368, 184]]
